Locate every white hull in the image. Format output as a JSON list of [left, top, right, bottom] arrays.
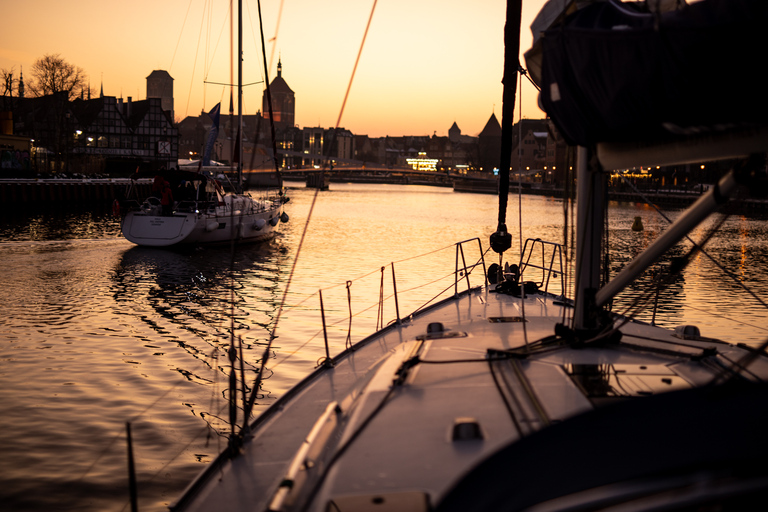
[[121, 194, 284, 247]]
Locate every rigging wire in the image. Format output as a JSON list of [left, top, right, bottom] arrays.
[[169, 0, 195, 73], [183, 1, 214, 119], [596, 212, 730, 340], [268, 0, 285, 73], [240, 0, 379, 431], [616, 174, 768, 312]]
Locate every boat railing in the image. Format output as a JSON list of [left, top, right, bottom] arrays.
[[275, 236, 569, 372], [278, 238, 488, 369], [518, 238, 566, 296]]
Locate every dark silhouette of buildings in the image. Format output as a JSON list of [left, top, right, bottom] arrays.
[[2, 60, 571, 178], [6, 72, 178, 175]]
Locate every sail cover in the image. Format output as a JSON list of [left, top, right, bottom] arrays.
[[527, 0, 768, 147]]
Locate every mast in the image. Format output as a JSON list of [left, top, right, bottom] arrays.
[[489, 0, 522, 256], [237, 0, 243, 189], [573, 147, 606, 332]]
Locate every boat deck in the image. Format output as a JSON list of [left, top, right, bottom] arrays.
[[173, 284, 764, 511]]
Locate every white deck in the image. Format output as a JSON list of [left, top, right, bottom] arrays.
[[173, 285, 763, 511]]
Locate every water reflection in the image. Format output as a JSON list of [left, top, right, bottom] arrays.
[[112, 242, 291, 432]]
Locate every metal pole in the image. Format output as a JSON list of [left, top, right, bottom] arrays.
[[391, 263, 401, 324], [319, 289, 331, 361]]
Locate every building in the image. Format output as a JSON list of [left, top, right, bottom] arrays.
[[146, 70, 174, 122], [12, 92, 178, 175], [302, 127, 324, 167], [478, 113, 501, 174], [262, 59, 295, 129]]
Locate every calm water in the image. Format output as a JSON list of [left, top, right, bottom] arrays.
[[1, 183, 767, 511]]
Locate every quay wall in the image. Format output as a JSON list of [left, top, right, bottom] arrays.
[[2, 177, 767, 216], [0, 179, 151, 205]]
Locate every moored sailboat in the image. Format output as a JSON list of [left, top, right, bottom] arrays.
[[119, 18, 288, 248]]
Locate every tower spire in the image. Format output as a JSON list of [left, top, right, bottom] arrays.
[[18, 66, 24, 99]]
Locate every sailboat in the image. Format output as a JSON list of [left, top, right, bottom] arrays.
[[170, 0, 768, 510], [119, 25, 287, 247]]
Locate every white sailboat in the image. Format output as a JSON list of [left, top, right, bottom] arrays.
[[119, 24, 287, 248], [169, 0, 768, 510], [120, 167, 286, 247]]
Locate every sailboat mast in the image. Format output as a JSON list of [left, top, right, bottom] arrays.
[[489, 0, 522, 256], [237, 0, 244, 188]]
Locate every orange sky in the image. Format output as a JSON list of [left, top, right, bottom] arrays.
[[1, 0, 549, 138]]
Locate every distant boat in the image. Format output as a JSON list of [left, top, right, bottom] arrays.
[[119, 167, 286, 247], [170, 0, 768, 511]]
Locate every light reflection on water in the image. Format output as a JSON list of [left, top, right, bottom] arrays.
[[0, 183, 767, 511]]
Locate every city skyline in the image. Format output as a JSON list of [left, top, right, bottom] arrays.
[[0, 0, 549, 138]]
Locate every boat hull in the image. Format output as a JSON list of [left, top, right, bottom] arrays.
[[122, 208, 280, 247]]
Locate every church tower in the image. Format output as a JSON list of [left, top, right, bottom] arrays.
[[262, 58, 295, 128], [18, 66, 24, 98]]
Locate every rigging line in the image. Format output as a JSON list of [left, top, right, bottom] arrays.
[[184, 0, 212, 119], [256, 0, 281, 177], [270, 271, 465, 370], [607, 213, 730, 336], [242, 0, 378, 424], [168, 0, 195, 72], [677, 303, 768, 333], [517, 66, 524, 259], [519, 64, 541, 92], [716, 342, 768, 385], [335, 0, 377, 130], [488, 359, 525, 436], [617, 174, 768, 312], [302, 385, 398, 508], [311, 243, 456, 296], [268, 0, 285, 73], [241, 187, 320, 422]]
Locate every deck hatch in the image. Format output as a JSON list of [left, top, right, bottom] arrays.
[[565, 363, 689, 406], [489, 316, 527, 323]]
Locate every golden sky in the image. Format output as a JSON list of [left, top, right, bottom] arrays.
[[1, 0, 548, 137]]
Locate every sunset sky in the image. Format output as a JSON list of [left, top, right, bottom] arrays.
[[1, 0, 549, 138]]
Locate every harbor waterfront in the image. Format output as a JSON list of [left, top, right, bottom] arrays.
[[3, 172, 768, 215], [1, 182, 768, 511]]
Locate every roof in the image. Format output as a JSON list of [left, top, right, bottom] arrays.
[[269, 74, 294, 94], [146, 70, 174, 81], [479, 113, 501, 137]]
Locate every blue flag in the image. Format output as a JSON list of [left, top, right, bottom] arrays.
[[201, 103, 221, 166]]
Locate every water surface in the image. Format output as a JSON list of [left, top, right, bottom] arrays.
[[1, 183, 766, 511]]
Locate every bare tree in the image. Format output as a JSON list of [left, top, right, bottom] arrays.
[[28, 54, 87, 100], [1, 67, 16, 96]]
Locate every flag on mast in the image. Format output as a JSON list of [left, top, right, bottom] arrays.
[[201, 103, 221, 167]]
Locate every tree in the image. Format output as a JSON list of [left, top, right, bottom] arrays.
[[28, 54, 87, 100]]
